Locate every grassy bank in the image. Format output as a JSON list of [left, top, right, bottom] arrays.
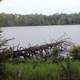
[[5, 62, 60, 80], [1, 60, 80, 80]]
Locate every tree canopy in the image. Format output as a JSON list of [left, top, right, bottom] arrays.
[[0, 13, 80, 27]]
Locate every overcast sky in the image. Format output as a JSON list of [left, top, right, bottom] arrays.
[[0, 0, 80, 15]]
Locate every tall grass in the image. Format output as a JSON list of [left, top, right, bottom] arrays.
[[5, 63, 60, 80], [59, 59, 80, 80], [3, 60, 80, 80]]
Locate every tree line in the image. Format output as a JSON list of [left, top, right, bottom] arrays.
[[0, 13, 80, 27]]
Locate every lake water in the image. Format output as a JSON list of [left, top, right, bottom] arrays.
[[2, 25, 80, 47]]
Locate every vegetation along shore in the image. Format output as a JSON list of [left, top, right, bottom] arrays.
[[0, 13, 80, 27]]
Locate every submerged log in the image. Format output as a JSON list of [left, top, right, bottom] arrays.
[[11, 40, 72, 58]]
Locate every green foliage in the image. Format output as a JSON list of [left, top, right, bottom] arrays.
[[0, 63, 6, 80], [5, 62, 60, 80], [0, 13, 80, 27], [69, 46, 80, 59], [2, 60, 80, 80], [59, 59, 80, 80], [51, 48, 60, 63]]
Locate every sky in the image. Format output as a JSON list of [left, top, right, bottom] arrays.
[[0, 0, 80, 15]]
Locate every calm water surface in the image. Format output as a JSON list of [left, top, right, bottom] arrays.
[[2, 25, 80, 47]]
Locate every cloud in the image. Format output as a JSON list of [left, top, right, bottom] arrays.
[[0, 0, 80, 15]]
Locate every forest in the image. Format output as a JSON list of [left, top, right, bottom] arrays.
[[0, 13, 80, 27]]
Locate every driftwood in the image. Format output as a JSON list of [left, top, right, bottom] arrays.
[[0, 39, 73, 59], [10, 40, 73, 58]]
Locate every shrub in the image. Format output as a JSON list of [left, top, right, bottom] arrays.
[[0, 63, 6, 80], [59, 58, 80, 80], [69, 46, 80, 59], [51, 48, 60, 63]]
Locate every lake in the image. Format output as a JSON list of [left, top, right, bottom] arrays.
[[2, 25, 80, 47]]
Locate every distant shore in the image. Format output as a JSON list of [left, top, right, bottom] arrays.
[[0, 13, 80, 27]]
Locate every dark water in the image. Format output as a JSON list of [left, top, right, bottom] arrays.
[[2, 25, 80, 47]]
